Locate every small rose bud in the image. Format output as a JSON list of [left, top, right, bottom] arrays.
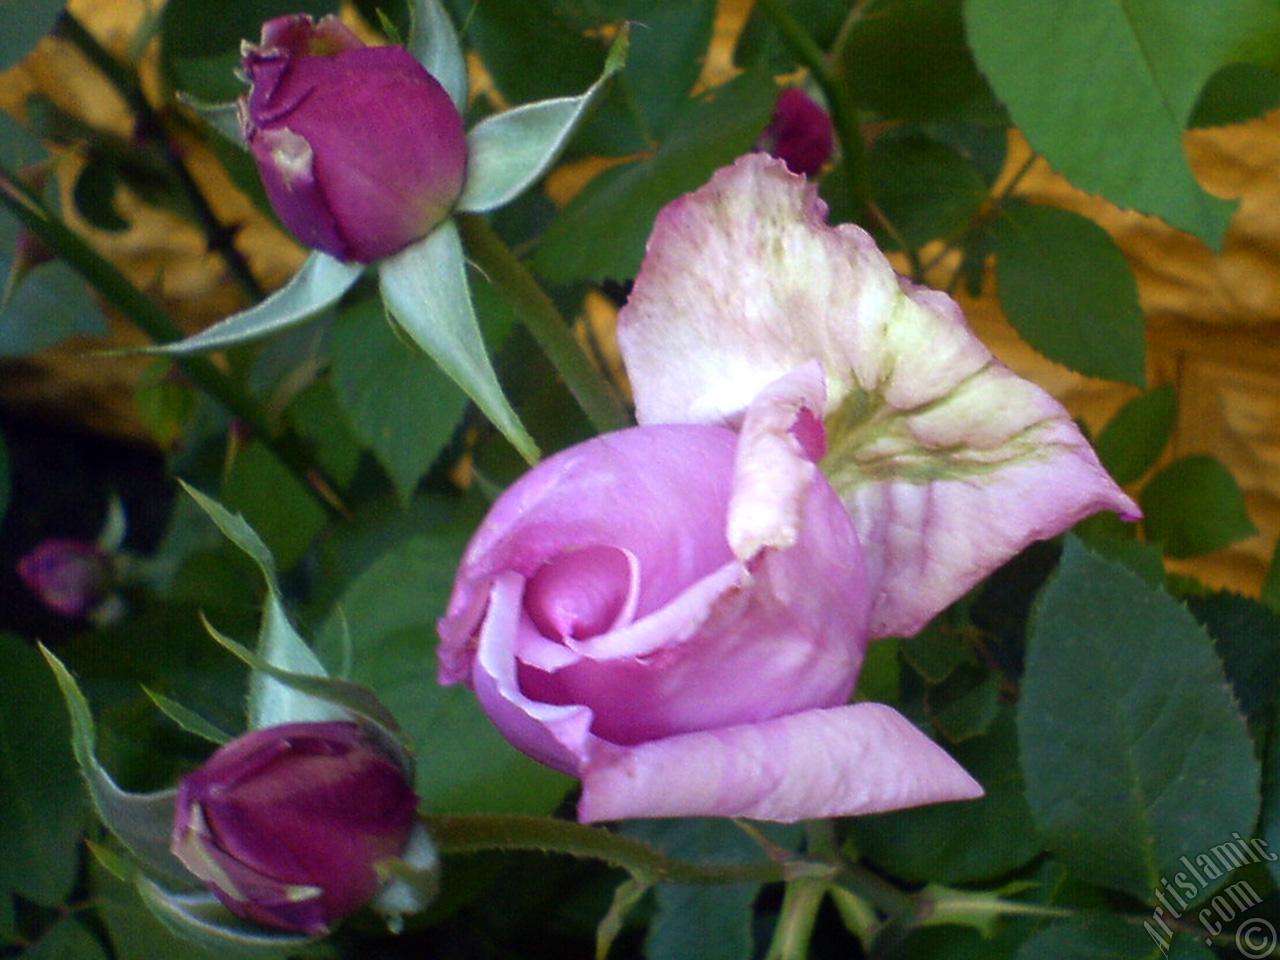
[[17, 539, 114, 619], [171, 722, 419, 934], [755, 88, 834, 177], [238, 15, 468, 263]]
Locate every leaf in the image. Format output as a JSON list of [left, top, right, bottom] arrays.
[[1185, 592, 1280, 724], [1019, 539, 1260, 902], [1140, 455, 1257, 558], [850, 708, 1042, 884], [1013, 913, 1174, 960], [21, 916, 108, 960], [841, 0, 1002, 123], [869, 133, 989, 249], [963, 0, 1280, 248], [1094, 384, 1178, 485], [408, 0, 467, 110], [379, 220, 539, 463], [533, 70, 778, 283], [458, 29, 627, 214], [0, 0, 62, 71], [316, 535, 570, 814], [0, 636, 85, 907], [1264, 540, 1280, 612], [1190, 63, 1280, 128], [329, 296, 469, 503], [993, 204, 1146, 385], [220, 443, 327, 572], [38, 646, 192, 888], [153, 251, 362, 355]]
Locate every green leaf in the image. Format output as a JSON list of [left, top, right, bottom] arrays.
[[850, 708, 1042, 884], [609, 0, 716, 141], [458, 29, 627, 214], [155, 251, 362, 355], [0, 0, 62, 71], [625, 820, 795, 960], [408, 0, 467, 110], [142, 688, 233, 745], [993, 204, 1146, 385], [73, 158, 130, 232], [1264, 695, 1280, 889], [22, 916, 108, 960], [0, 636, 85, 907], [1264, 540, 1280, 612], [869, 133, 989, 249], [329, 296, 468, 503], [1094, 384, 1178, 485], [316, 535, 569, 814], [1013, 913, 1172, 960], [842, 0, 1002, 123], [1185, 592, 1280, 724], [220, 443, 327, 571], [1190, 63, 1280, 128], [964, 0, 1280, 248], [38, 646, 191, 888], [1019, 539, 1260, 902], [534, 70, 778, 283], [1140, 455, 1258, 558], [379, 221, 539, 463], [93, 863, 236, 960]]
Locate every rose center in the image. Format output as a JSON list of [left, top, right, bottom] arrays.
[[524, 545, 638, 641]]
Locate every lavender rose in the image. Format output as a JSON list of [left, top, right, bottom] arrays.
[[171, 721, 419, 934], [438, 415, 984, 823], [239, 15, 467, 263]]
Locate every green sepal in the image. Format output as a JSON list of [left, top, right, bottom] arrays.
[[38, 646, 193, 888], [142, 687, 233, 745], [371, 822, 440, 932], [152, 251, 362, 355], [408, 0, 467, 111], [457, 28, 628, 214], [136, 876, 319, 954], [177, 93, 244, 147], [379, 220, 539, 463]]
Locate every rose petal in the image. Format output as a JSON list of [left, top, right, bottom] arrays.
[[617, 154, 1138, 638], [577, 702, 983, 823]]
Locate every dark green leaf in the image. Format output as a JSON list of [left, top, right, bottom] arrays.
[[92, 864, 226, 960], [284, 378, 362, 491], [330, 296, 469, 503], [1190, 63, 1280, 128], [0, 0, 62, 71], [0, 635, 86, 907], [1185, 592, 1280, 723], [316, 536, 570, 814], [221, 443, 327, 571], [160, 0, 337, 57], [734, 0, 848, 73], [1140, 455, 1257, 558], [1094, 385, 1178, 485], [1264, 540, 1280, 612], [926, 665, 1001, 741], [1019, 539, 1260, 901], [842, 0, 1002, 123], [534, 70, 777, 283], [964, 0, 1280, 248], [1263, 695, 1280, 889], [72, 158, 130, 232], [22, 916, 108, 960], [851, 708, 1042, 884], [994, 204, 1146, 385], [613, 0, 715, 140], [1013, 913, 1172, 960], [869, 134, 989, 249]]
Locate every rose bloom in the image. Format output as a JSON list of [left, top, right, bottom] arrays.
[[438, 411, 984, 823], [171, 722, 419, 934], [239, 15, 467, 263], [17, 539, 113, 618], [756, 88, 834, 177]]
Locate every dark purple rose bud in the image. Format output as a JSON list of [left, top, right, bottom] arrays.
[[17, 539, 114, 618], [171, 722, 419, 934], [238, 15, 468, 263], [755, 88, 834, 177]]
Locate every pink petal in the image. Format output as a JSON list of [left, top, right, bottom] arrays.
[[577, 703, 983, 823], [617, 154, 1138, 639]]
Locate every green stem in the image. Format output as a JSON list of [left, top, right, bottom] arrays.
[[0, 162, 340, 515], [755, 0, 869, 222], [456, 214, 630, 434], [425, 813, 802, 887], [53, 11, 264, 303]]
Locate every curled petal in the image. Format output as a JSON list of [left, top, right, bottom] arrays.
[[578, 702, 983, 823], [618, 155, 1138, 638]]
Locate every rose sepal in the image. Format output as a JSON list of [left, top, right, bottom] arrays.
[[457, 27, 628, 214], [137, 877, 319, 953], [370, 823, 441, 933], [407, 0, 467, 110]]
